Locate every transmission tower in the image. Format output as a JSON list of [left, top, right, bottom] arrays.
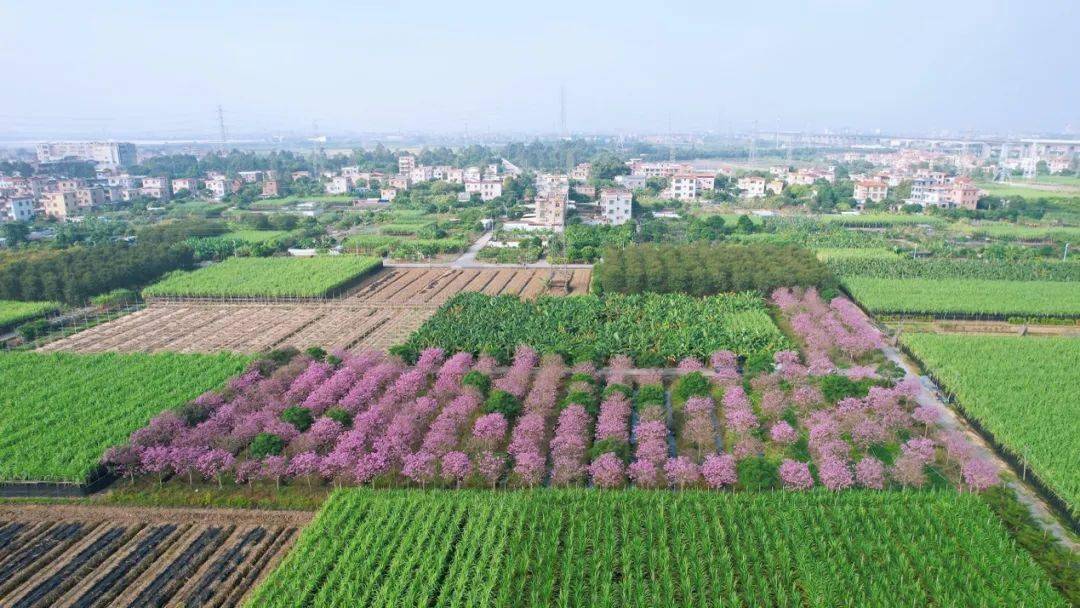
[[559, 85, 567, 137], [996, 143, 1011, 183], [748, 120, 758, 163], [1022, 143, 1038, 180], [216, 105, 228, 153]]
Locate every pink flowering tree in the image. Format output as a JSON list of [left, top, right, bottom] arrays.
[[778, 459, 813, 490]]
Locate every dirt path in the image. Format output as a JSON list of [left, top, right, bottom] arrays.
[[0, 503, 313, 527]]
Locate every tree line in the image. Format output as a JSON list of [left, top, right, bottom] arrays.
[[0, 220, 222, 305], [595, 243, 834, 296]]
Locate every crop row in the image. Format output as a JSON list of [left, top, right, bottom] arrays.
[[342, 235, 469, 257], [0, 352, 251, 482], [0, 300, 59, 332], [399, 291, 790, 366], [843, 277, 1080, 317], [900, 333, 1080, 516], [829, 257, 1080, 282], [247, 489, 1067, 607], [142, 255, 383, 298]]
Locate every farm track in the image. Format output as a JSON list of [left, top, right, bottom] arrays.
[[41, 268, 590, 355], [0, 504, 311, 608]]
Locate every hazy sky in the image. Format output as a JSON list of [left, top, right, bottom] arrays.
[[1, 0, 1077, 139]]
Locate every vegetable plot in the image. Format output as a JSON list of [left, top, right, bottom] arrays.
[[248, 489, 1067, 608], [0, 352, 250, 482], [143, 255, 382, 298], [0, 299, 59, 331], [401, 292, 790, 365], [843, 277, 1080, 318], [901, 334, 1080, 515]]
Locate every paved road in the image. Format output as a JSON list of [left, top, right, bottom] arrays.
[[451, 231, 493, 267]]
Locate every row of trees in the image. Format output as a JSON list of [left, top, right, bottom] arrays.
[[595, 243, 834, 296], [0, 220, 223, 304]]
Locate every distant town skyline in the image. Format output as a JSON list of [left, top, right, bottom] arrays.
[[1, 0, 1077, 140]]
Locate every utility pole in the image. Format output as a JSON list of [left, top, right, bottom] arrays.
[[216, 105, 228, 153]]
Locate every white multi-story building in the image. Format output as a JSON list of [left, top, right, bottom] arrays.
[[172, 178, 199, 195], [599, 188, 632, 225], [535, 173, 570, 196], [571, 163, 591, 181], [35, 141, 136, 169], [325, 176, 351, 195], [464, 179, 503, 201], [614, 174, 647, 190], [908, 176, 980, 209], [409, 166, 435, 183], [1, 196, 35, 222], [141, 176, 171, 200], [238, 170, 263, 183], [853, 180, 888, 204], [629, 161, 692, 178], [737, 176, 766, 198], [669, 174, 697, 200], [398, 155, 416, 175], [204, 178, 233, 200]]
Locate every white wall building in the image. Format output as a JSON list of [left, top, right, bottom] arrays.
[[599, 188, 632, 225], [737, 176, 766, 198], [35, 141, 136, 169], [1, 196, 35, 222], [464, 179, 503, 201]]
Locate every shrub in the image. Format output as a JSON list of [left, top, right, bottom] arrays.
[[249, 433, 286, 459], [742, 352, 774, 376], [484, 390, 521, 420], [819, 375, 881, 403], [462, 371, 491, 396], [635, 385, 665, 410], [325, 407, 353, 428], [305, 347, 328, 361], [736, 457, 778, 490], [602, 383, 633, 399], [178, 402, 212, 426], [672, 372, 710, 403], [16, 319, 52, 341], [281, 406, 314, 432]]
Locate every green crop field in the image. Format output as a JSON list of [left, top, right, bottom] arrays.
[[974, 181, 1080, 201], [402, 291, 790, 366], [247, 489, 1066, 608], [844, 277, 1080, 317], [901, 334, 1080, 515], [951, 222, 1080, 241], [814, 247, 901, 262], [830, 257, 1080, 282], [143, 255, 382, 298], [818, 214, 946, 227], [205, 230, 291, 244], [0, 299, 59, 330], [0, 352, 250, 482]]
